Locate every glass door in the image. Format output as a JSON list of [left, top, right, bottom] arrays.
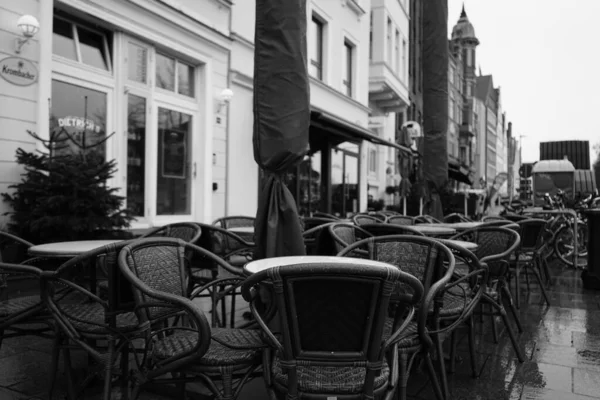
[[331, 144, 359, 217], [155, 106, 193, 216]]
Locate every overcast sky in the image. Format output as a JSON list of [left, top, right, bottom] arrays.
[[448, 0, 600, 165]]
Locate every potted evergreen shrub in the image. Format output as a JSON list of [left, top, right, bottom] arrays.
[[2, 129, 134, 244]]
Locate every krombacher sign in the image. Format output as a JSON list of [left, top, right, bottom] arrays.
[[0, 57, 38, 86]]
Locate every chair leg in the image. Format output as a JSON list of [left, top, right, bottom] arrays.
[[533, 266, 551, 306], [449, 331, 457, 374], [48, 333, 62, 399], [63, 346, 77, 400], [397, 352, 409, 400], [514, 266, 521, 309], [498, 305, 526, 363], [230, 290, 237, 328], [424, 351, 445, 400], [434, 333, 449, 400], [490, 303, 498, 344], [103, 339, 117, 400], [120, 342, 130, 400], [467, 316, 478, 378], [221, 366, 234, 400], [501, 284, 524, 333]]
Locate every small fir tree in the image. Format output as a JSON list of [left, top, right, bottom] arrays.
[[2, 128, 134, 244]]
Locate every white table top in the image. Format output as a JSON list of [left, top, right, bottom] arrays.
[[28, 240, 122, 258], [437, 239, 478, 251], [228, 226, 254, 233], [244, 255, 396, 274], [409, 225, 456, 235]]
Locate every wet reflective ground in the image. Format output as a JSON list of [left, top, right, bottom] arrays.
[[2, 261, 600, 399]]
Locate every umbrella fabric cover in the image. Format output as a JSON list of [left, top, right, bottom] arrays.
[[253, 0, 310, 259]]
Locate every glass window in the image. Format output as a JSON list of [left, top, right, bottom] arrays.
[[156, 108, 192, 215], [309, 15, 324, 80], [342, 40, 353, 97], [77, 26, 110, 70], [52, 18, 77, 61], [156, 53, 176, 91], [395, 30, 400, 74], [127, 42, 148, 84], [387, 18, 393, 64], [52, 17, 112, 72], [177, 61, 195, 97], [126, 95, 146, 216], [50, 80, 107, 158], [369, 148, 377, 173]]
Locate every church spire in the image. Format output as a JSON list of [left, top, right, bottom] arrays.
[[461, 3, 466, 18]]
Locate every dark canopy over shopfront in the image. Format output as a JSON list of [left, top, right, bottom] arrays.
[[252, 0, 310, 259]]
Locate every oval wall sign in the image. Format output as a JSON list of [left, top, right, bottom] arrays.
[[0, 57, 38, 86]]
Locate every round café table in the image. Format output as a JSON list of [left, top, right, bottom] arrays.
[[28, 240, 122, 258], [244, 255, 396, 275], [409, 225, 456, 237], [418, 222, 484, 231], [437, 239, 478, 252], [28, 240, 122, 295]]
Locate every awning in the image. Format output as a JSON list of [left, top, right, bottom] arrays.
[[575, 169, 597, 195], [310, 108, 412, 154], [448, 160, 473, 185]]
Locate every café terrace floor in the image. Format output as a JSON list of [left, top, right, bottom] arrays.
[[2, 260, 600, 400]]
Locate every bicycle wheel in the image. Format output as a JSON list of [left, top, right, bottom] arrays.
[[554, 223, 588, 268]]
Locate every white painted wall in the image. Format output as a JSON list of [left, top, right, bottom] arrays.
[[0, 0, 41, 225]]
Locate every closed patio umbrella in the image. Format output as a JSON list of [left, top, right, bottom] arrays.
[[252, 0, 310, 259]]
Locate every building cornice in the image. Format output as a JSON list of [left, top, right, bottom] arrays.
[[231, 32, 254, 50], [310, 76, 371, 114]]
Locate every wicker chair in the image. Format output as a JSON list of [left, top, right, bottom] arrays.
[[117, 238, 263, 400], [510, 219, 551, 309], [436, 239, 489, 379], [301, 217, 338, 231], [98, 223, 204, 296], [360, 223, 426, 237], [352, 214, 383, 225], [312, 211, 340, 220], [0, 232, 54, 354], [414, 215, 443, 224], [242, 260, 424, 400], [443, 213, 471, 223], [481, 220, 520, 230], [387, 215, 415, 226], [450, 226, 525, 362], [337, 235, 456, 400], [42, 240, 142, 400], [302, 222, 338, 255], [328, 223, 373, 256], [481, 215, 507, 222]]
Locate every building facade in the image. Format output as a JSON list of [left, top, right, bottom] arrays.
[[368, 0, 411, 207], [0, 0, 232, 229], [446, 7, 479, 187]]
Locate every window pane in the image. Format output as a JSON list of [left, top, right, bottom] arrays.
[[177, 62, 195, 97], [156, 53, 175, 91], [50, 80, 107, 158], [126, 95, 146, 217], [309, 17, 323, 80], [77, 26, 109, 70], [128, 42, 148, 83], [157, 108, 191, 215], [52, 18, 77, 61]]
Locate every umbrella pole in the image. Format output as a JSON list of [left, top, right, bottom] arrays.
[[419, 197, 423, 215], [403, 197, 407, 215], [464, 192, 468, 216]]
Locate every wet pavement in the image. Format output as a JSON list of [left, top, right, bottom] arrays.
[[2, 260, 600, 399]]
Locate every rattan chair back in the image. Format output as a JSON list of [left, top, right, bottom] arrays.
[[242, 261, 423, 399], [302, 222, 337, 256], [361, 223, 425, 237], [450, 226, 520, 278], [140, 222, 201, 243], [516, 219, 547, 253], [301, 217, 338, 231], [443, 213, 471, 223], [212, 216, 255, 229], [414, 215, 443, 224], [387, 215, 415, 226], [352, 214, 383, 225], [328, 223, 373, 255]]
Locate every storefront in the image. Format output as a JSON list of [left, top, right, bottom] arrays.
[[0, 0, 231, 226], [285, 109, 410, 218]]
